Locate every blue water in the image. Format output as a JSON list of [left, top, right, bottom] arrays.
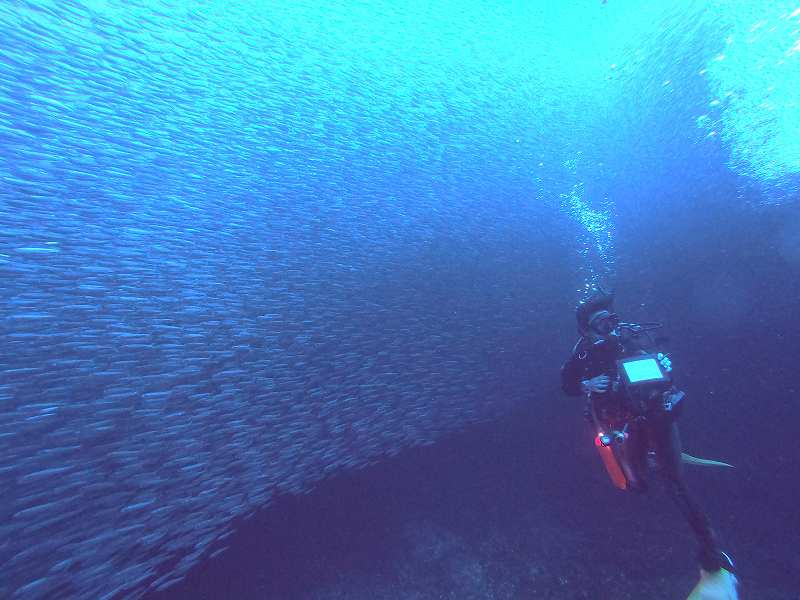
[[1, 1, 799, 598]]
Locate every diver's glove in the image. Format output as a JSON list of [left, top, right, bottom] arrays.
[[657, 352, 672, 372], [581, 375, 611, 394]]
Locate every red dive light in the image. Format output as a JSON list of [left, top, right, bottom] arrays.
[[594, 432, 628, 490], [595, 432, 612, 447]]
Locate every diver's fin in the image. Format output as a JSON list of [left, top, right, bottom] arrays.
[[681, 452, 735, 469], [687, 568, 738, 600]]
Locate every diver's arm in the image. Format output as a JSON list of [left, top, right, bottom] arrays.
[[560, 356, 586, 396]]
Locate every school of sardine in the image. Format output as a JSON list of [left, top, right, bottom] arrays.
[[0, 2, 563, 598]]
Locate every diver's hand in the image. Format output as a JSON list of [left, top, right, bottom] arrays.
[[581, 375, 611, 393], [657, 353, 672, 372]]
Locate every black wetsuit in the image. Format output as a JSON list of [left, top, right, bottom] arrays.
[[560, 328, 727, 572]]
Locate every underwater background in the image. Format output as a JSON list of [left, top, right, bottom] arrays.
[[1, 0, 799, 598]]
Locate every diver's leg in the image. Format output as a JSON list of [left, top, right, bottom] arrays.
[[652, 416, 727, 571]]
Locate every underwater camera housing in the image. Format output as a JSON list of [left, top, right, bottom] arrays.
[[616, 354, 675, 412]]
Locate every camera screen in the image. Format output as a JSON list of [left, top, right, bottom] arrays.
[[621, 357, 665, 384]]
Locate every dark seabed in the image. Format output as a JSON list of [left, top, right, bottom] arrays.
[[2, 1, 800, 599], [153, 399, 799, 600]]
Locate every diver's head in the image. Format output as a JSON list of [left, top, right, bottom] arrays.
[[586, 309, 620, 343], [576, 286, 620, 344]]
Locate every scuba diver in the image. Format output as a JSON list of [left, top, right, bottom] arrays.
[[560, 287, 738, 598]]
